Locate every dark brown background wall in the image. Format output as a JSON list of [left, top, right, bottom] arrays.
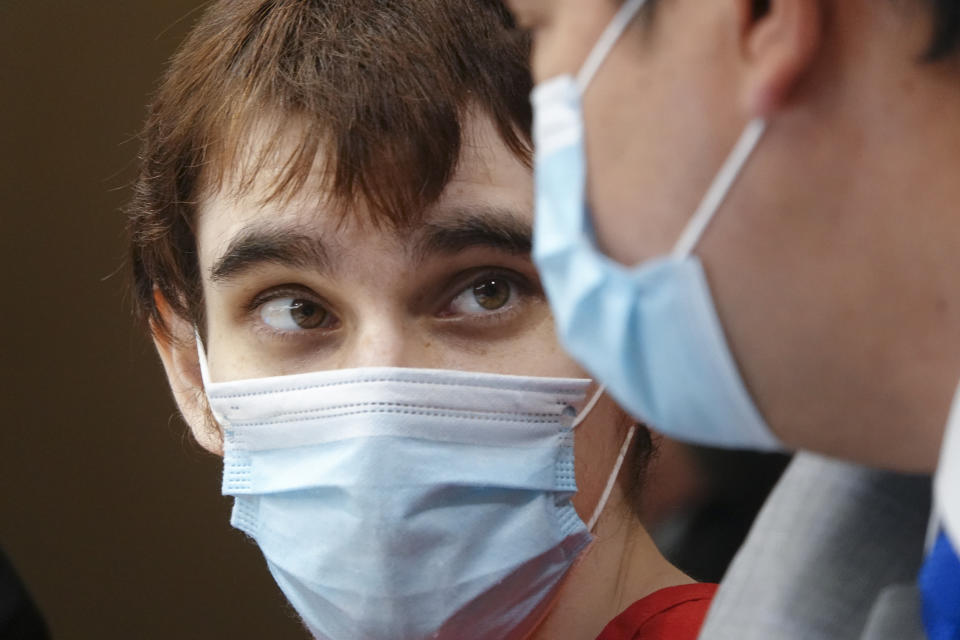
[[0, 3, 304, 638]]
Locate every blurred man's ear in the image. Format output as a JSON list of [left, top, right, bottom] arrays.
[[735, 0, 822, 117], [151, 292, 224, 456]]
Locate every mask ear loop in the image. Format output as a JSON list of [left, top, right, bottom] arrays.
[[571, 384, 607, 430], [586, 424, 637, 532], [576, 0, 650, 92], [194, 327, 213, 389], [671, 118, 767, 259], [569, 385, 639, 532]]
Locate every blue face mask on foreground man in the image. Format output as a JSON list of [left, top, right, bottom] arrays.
[[509, 0, 960, 637]]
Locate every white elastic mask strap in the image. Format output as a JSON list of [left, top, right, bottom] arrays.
[[576, 0, 649, 92], [671, 118, 767, 259], [572, 384, 607, 430], [194, 328, 212, 389], [567, 385, 636, 532], [587, 424, 638, 532]]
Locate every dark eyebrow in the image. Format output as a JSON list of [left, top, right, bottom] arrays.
[[414, 206, 532, 260], [209, 226, 332, 283]]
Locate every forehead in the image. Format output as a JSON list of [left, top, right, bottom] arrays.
[[195, 112, 533, 262]]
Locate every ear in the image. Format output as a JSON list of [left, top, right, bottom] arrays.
[[151, 292, 224, 456], [736, 0, 822, 117]]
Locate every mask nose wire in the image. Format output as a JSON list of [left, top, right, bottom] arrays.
[[576, 0, 650, 93]]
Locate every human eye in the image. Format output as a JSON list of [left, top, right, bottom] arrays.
[[255, 291, 339, 333], [440, 271, 532, 320]]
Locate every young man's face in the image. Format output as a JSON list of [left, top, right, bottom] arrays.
[[157, 112, 631, 519], [198, 116, 568, 382]]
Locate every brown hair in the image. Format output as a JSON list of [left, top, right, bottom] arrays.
[[128, 0, 533, 337]]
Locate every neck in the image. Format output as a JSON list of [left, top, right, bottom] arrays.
[[529, 506, 692, 640]]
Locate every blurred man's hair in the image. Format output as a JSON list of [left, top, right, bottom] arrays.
[[637, 0, 960, 59]]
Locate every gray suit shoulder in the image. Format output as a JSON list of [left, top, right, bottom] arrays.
[[698, 452, 931, 640]]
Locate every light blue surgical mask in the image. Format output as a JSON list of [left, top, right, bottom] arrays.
[[196, 340, 633, 639], [531, 0, 782, 451]]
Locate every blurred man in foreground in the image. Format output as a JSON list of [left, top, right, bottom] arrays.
[[507, 0, 960, 637]]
